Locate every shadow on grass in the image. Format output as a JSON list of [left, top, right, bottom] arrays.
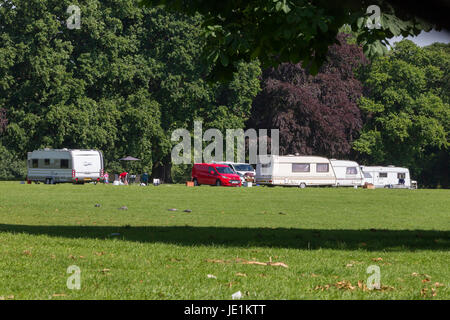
[[0, 224, 449, 251]]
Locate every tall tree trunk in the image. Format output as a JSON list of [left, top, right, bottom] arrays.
[[151, 155, 172, 183]]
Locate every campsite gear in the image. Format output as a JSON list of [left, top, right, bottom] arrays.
[[118, 156, 141, 181]]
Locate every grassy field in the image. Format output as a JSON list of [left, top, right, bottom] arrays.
[[0, 182, 449, 300]]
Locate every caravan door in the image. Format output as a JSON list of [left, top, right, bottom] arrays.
[[375, 171, 388, 187]]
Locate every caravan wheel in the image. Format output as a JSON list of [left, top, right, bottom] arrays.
[[299, 183, 306, 189]]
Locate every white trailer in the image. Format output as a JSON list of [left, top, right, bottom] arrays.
[[330, 159, 364, 187], [27, 149, 104, 184], [360, 165, 416, 189], [255, 155, 336, 188]]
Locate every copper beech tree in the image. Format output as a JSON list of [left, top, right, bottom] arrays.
[[248, 34, 368, 158]]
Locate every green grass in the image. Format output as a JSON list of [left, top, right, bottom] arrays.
[[0, 182, 449, 299]]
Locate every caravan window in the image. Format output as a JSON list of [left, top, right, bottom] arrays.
[[292, 163, 310, 172], [261, 162, 271, 174], [397, 173, 406, 179], [316, 163, 329, 172], [346, 167, 358, 175], [32, 159, 38, 168], [363, 172, 372, 178], [379, 172, 388, 178], [61, 159, 69, 169], [44, 159, 50, 166]]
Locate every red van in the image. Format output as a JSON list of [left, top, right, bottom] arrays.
[[192, 163, 242, 187]]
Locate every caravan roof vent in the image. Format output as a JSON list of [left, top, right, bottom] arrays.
[[295, 153, 300, 156], [388, 165, 395, 167]]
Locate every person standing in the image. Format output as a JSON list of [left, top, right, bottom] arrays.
[[141, 172, 149, 185]]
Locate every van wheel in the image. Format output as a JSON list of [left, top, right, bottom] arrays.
[[193, 179, 199, 186], [299, 183, 306, 189], [216, 180, 221, 186]]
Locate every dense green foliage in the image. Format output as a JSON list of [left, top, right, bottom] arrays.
[[0, 1, 448, 187], [141, 0, 433, 79], [0, 0, 261, 179], [354, 41, 450, 187], [0, 144, 26, 180]]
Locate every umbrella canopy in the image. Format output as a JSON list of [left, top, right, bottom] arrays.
[[118, 156, 140, 161]]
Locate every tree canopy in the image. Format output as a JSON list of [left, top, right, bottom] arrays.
[[353, 40, 449, 187], [0, 0, 261, 179], [141, 0, 437, 80], [0, 0, 448, 187], [248, 33, 368, 158]]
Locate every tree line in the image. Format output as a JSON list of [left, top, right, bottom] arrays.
[[0, 0, 448, 187]]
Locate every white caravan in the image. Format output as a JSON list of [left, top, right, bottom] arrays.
[[213, 162, 255, 183], [360, 165, 416, 189], [27, 149, 104, 184], [255, 155, 336, 188], [330, 159, 364, 187]]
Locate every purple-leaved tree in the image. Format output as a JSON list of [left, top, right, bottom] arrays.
[[248, 33, 368, 158]]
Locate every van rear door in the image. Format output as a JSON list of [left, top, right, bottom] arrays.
[[73, 152, 102, 180]]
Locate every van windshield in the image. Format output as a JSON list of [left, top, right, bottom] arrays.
[[216, 167, 234, 174], [234, 164, 254, 171]]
